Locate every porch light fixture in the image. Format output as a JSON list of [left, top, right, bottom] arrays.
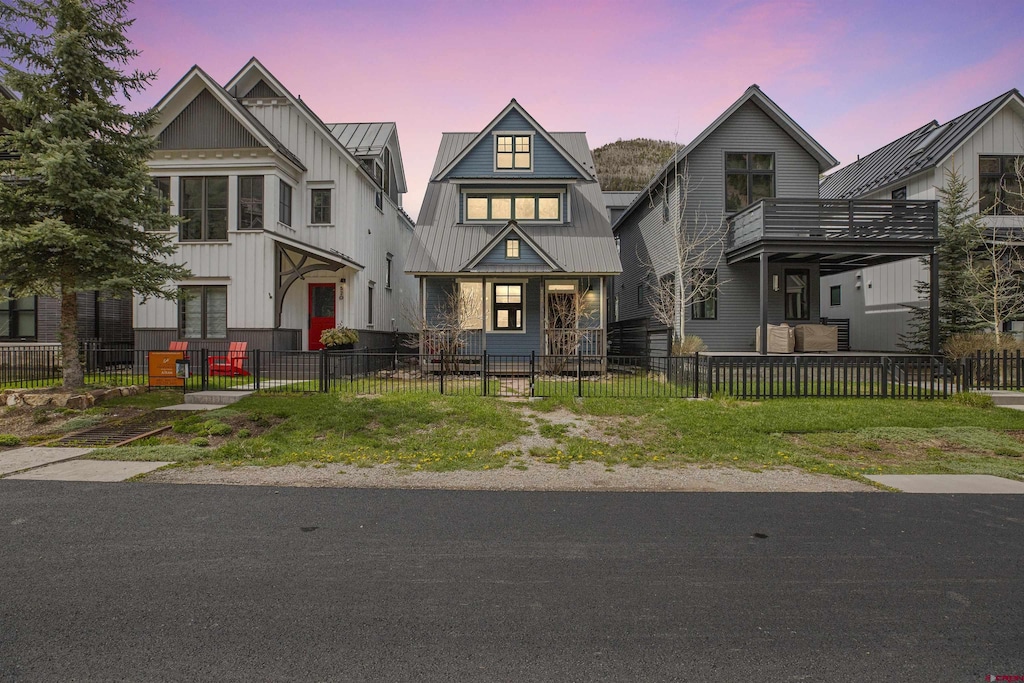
[[772, 274, 779, 292]]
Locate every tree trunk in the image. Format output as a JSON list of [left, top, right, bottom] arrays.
[[60, 287, 84, 389]]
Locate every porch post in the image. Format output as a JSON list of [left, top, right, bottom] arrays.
[[419, 277, 425, 357], [759, 252, 769, 356], [480, 277, 487, 353], [929, 249, 940, 355]]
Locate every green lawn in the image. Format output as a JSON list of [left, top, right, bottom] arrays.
[[91, 391, 1024, 483]]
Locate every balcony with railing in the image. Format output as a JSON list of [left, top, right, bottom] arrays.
[[726, 198, 939, 266]]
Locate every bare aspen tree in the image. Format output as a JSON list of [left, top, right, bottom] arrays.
[[642, 156, 725, 351], [961, 154, 1024, 347]]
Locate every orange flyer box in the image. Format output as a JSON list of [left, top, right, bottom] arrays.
[[149, 351, 185, 387]]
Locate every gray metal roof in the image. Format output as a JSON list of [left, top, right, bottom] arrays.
[[821, 88, 1024, 199], [406, 131, 622, 275], [327, 122, 408, 193], [328, 122, 395, 156], [602, 191, 639, 209]]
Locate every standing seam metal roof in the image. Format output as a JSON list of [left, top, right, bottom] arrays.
[[821, 89, 1024, 199]]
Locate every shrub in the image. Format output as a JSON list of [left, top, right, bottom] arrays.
[[320, 326, 359, 347], [943, 332, 1024, 361], [189, 437, 210, 447], [951, 391, 995, 409], [236, 428, 252, 439], [0, 434, 22, 447], [673, 335, 707, 356]]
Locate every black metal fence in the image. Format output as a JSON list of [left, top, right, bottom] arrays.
[[4, 345, 1024, 399]]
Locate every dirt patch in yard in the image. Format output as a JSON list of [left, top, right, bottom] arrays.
[[0, 404, 155, 447]]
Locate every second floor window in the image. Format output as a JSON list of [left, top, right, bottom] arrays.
[[725, 152, 775, 213], [180, 176, 228, 241], [152, 176, 171, 219], [311, 189, 331, 224], [466, 194, 560, 222], [238, 176, 264, 230], [496, 135, 531, 170], [980, 155, 1024, 216], [279, 180, 293, 226]]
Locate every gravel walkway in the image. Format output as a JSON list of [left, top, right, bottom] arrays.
[[145, 460, 875, 492]]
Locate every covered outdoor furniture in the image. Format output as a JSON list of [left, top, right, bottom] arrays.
[[755, 324, 795, 353], [794, 324, 838, 352], [208, 341, 250, 376]]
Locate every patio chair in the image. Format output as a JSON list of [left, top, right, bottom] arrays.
[[169, 341, 189, 352], [208, 341, 250, 377]]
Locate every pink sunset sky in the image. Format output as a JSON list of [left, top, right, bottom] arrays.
[[126, 0, 1024, 221]]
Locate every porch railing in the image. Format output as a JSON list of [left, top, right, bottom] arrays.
[[727, 198, 938, 250]]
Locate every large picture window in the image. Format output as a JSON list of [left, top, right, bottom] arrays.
[[493, 283, 523, 331], [238, 175, 264, 230], [691, 269, 717, 320], [980, 155, 1024, 215], [180, 176, 228, 241], [496, 135, 531, 170], [465, 194, 560, 222], [784, 269, 810, 320], [725, 152, 775, 213], [179, 285, 227, 339], [0, 291, 36, 339]]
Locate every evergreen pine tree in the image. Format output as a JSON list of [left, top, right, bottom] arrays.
[[900, 165, 985, 352], [0, 0, 189, 389]]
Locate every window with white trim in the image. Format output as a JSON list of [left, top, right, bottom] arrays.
[[279, 180, 292, 226], [465, 194, 560, 222], [179, 285, 227, 339], [493, 284, 523, 331], [311, 188, 331, 225], [180, 176, 228, 241]]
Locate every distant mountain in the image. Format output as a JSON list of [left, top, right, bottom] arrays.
[[592, 138, 678, 191]]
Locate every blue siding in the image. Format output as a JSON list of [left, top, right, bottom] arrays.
[[484, 278, 542, 354], [477, 233, 550, 268], [448, 110, 583, 179]]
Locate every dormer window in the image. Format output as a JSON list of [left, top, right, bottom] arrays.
[[496, 134, 531, 170], [465, 193, 561, 222]]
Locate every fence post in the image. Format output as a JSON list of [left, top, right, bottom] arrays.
[[880, 357, 887, 398], [530, 350, 536, 397], [693, 351, 699, 398], [318, 348, 327, 393], [254, 350, 261, 391], [440, 350, 445, 395], [482, 350, 488, 396], [577, 345, 583, 398], [201, 348, 209, 390], [706, 355, 714, 398]]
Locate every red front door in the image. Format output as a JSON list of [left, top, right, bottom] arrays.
[[308, 283, 336, 350]]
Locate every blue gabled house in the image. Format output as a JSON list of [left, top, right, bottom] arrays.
[[405, 100, 621, 357]]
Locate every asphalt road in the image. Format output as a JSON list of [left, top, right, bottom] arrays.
[[1, 482, 1022, 682]]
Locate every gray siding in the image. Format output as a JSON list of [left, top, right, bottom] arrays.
[[614, 99, 823, 351], [448, 110, 583, 179], [159, 90, 261, 150], [134, 328, 302, 351], [243, 80, 280, 99]]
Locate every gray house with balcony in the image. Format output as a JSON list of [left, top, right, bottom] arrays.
[[612, 85, 940, 355], [405, 99, 621, 358]]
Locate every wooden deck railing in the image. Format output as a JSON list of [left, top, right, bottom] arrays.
[[727, 199, 938, 249]]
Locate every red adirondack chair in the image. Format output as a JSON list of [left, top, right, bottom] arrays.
[[208, 341, 250, 377], [169, 341, 189, 352]]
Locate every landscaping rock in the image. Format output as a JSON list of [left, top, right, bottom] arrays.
[[6, 394, 23, 407], [65, 395, 92, 410], [50, 394, 69, 408], [22, 394, 52, 407]]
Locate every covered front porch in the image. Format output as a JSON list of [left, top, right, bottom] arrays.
[[419, 275, 608, 358], [726, 198, 940, 355]]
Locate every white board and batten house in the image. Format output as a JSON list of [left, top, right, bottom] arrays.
[[820, 88, 1024, 351], [137, 58, 415, 352]]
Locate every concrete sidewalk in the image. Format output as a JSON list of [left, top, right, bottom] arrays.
[[865, 474, 1024, 493], [0, 447, 93, 476], [5, 459, 173, 482]]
